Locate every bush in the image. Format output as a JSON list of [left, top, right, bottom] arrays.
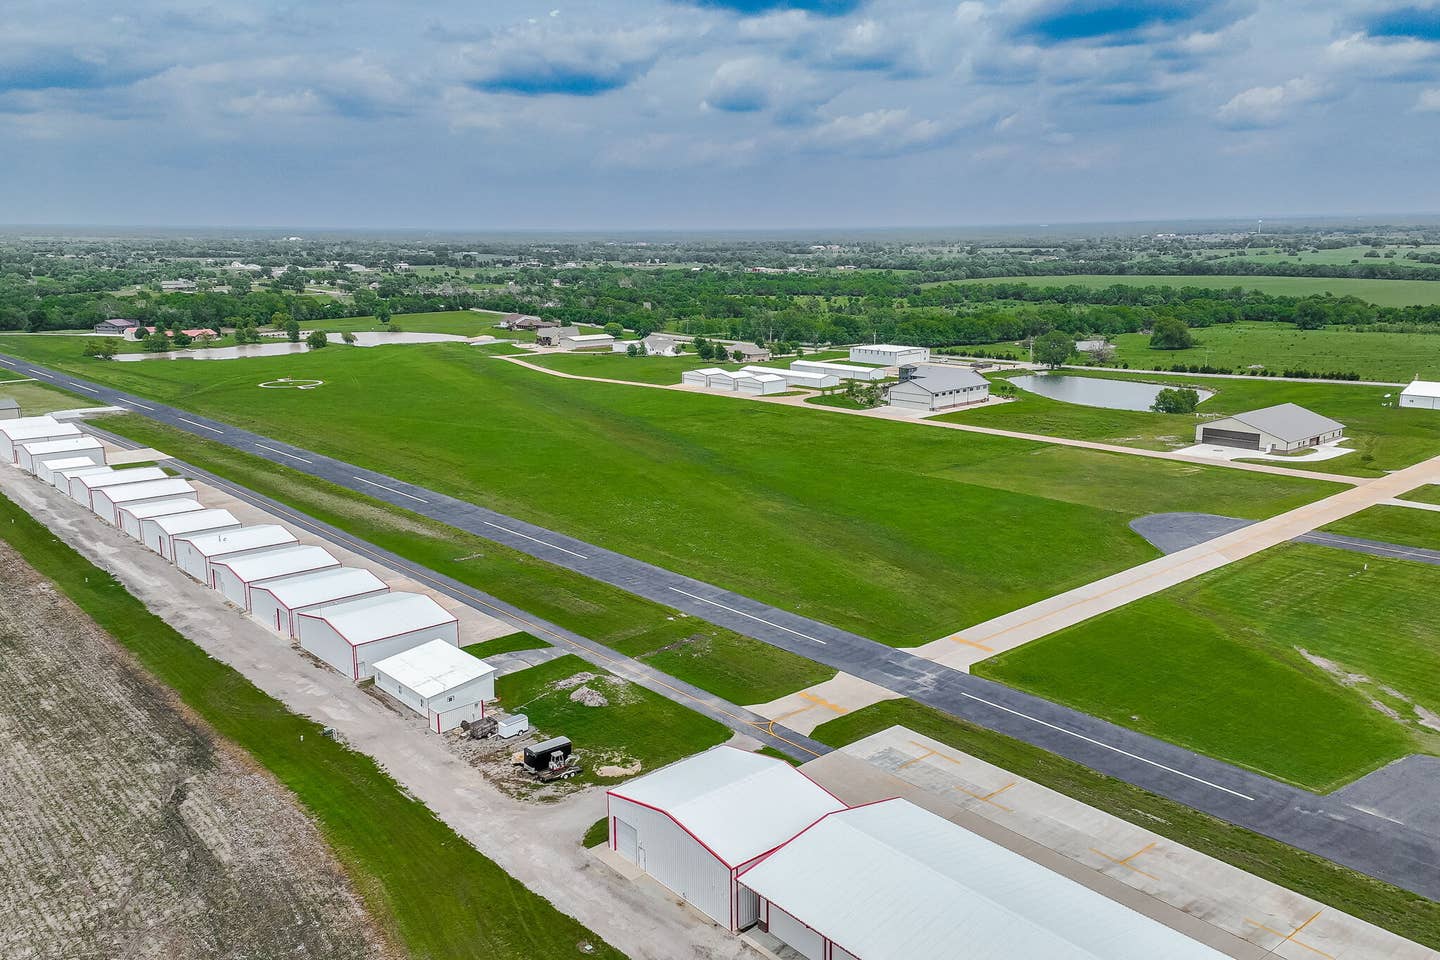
[[305, 330, 329, 350], [1151, 387, 1201, 414]]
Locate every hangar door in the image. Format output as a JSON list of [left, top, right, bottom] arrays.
[[1201, 427, 1260, 450]]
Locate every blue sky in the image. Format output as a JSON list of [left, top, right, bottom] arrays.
[[1, 0, 1437, 230]]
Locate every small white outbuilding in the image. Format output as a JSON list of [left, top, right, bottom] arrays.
[[738, 798, 1229, 960], [117, 497, 203, 540], [1400, 380, 1440, 410], [92, 477, 196, 526], [737, 373, 786, 395], [18, 436, 105, 474], [38, 456, 104, 487], [0, 418, 82, 462], [208, 544, 340, 610], [250, 566, 390, 638], [606, 747, 846, 931], [296, 592, 460, 681], [372, 638, 496, 732], [171, 524, 299, 584], [142, 508, 241, 559], [70, 466, 167, 508]]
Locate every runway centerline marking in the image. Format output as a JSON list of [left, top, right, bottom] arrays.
[[667, 586, 827, 644], [354, 475, 429, 504], [481, 520, 587, 559], [254, 442, 312, 464], [176, 417, 224, 434]]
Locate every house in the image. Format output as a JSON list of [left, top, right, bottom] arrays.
[[116, 498, 203, 541], [559, 333, 615, 351], [17, 436, 105, 475], [741, 366, 840, 390], [885, 365, 990, 412], [613, 334, 684, 356], [171, 524, 299, 585], [372, 639, 497, 733], [737, 798, 1228, 960], [296, 592, 460, 681], [502, 314, 546, 330], [250, 566, 390, 639], [208, 544, 341, 611], [93, 318, 139, 336], [790, 359, 887, 382], [91, 477, 197, 527], [141, 508, 241, 560], [535, 325, 579, 346], [606, 747, 846, 930], [849, 344, 930, 366], [730, 342, 771, 362], [69, 466, 167, 509], [0, 397, 17, 420], [159, 279, 197, 292], [0, 417, 82, 462], [1195, 403, 1344, 452], [1399, 380, 1440, 410]]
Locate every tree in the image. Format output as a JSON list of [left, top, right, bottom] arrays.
[[306, 329, 329, 350], [1149, 317, 1194, 350], [1293, 300, 1330, 330], [82, 338, 118, 359], [141, 331, 171, 352], [171, 329, 192, 347], [1151, 387, 1201, 414], [731, 349, 745, 362], [341, 331, 357, 344], [376, 304, 392, 324], [604, 322, 624, 339], [271, 311, 291, 330], [626, 343, 638, 357], [1032, 330, 1074, 369], [285, 318, 301, 342]]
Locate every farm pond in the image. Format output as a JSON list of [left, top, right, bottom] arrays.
[[1010, 374, 1214, 412]]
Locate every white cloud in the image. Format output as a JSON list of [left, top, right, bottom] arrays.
[[1217, 75, 1326, 128], [1417, 88, 1440, 112]]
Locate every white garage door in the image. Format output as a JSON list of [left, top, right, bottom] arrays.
[[614, 818, 638, 864], [889, 395, 933, 412], [769, 905, 824, 960]]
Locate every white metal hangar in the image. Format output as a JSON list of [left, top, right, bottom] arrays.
[[171, 524, 299, 584], [1195, 403, 1344, 452], [296, 592, 460, 681], [142, 508, 240, 558], [208, 544, 341, 610], [372, 639, 496, 733], [605, 747, 846, 931], [1400, 380, 1440, 409], [50, 462, 110, 492], [681, 367, 728, 388], [18, 435, 105, 474], [0, 417, 81, 462], [70, 466, 167, 508], [39, 456, 104, 487], [885, 365, 990, 412], [92, 477, 197, 526], [848, 344, 929, 366], [737, 798, 1228, 960], [250, 566, 390, 639], [117, 498, 203, 540], [790, 359, 888, 382], [741, 365, 840, 390]]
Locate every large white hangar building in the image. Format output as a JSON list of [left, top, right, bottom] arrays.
[[117, 497, 202, 540], [297, 592, 460, 681], [0, 417, 81, 462], [209, 544, 341, 610], [69, 466, 167, 508], [18, 435, 105, 474], [251, 566, 390, 639], [142, 508, 240, 558], [737, 798, 1228, 960], [92, 477, 196, 526], [1195, 403, 1344, 452], [848, 344, 929, 366], [605, 747, 845, 931], [172, 524, 299, 584]]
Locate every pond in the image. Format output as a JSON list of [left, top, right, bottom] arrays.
[[1010, 374, 1213, 412]]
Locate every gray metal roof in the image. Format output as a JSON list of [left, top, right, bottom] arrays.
[[0, 397, 18, 410], [896, 364, 988, 393], [1226, 403, 1344, 442]]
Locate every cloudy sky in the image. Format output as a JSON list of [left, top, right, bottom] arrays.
[[2, 0, 1438, 230]]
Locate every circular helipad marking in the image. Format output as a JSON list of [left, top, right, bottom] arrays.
[[258, 378, 325, 390]]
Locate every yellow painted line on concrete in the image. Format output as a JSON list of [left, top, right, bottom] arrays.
[[1089, 841, 1161, 882], [1244, 910, 1334, 959]]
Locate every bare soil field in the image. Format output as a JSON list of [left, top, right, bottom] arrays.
[[0, 543, 394, 960]]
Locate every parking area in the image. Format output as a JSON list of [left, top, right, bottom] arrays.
[[800, 726, 1438, 960]]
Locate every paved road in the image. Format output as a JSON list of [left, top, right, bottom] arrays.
[[12, 354, 1440, 902]]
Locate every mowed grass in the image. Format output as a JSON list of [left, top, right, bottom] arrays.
[[947, 369, 1440, 477], [1401, 485, 1440, 506], [1110, 322, 1440, 382], [1321, 505, 1440, 552], [525, 349, 854, 386], [0, 491, 624, 960], [944, 274, 1440, 306], [98, 414, 834, 705], [810, 699, 1440, 949], [463, 632, 551, 658], [0, 378, 93, 414], [298, 310, 508, 336], [495, 654, 729, 785], [0, 338, 1341, 644], [976, 543, 1440, 790]]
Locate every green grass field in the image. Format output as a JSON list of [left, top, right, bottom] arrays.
[[0, 491, 624, 960], [1401, 485, 1440, 506], [525, 349, 853, 386], [495, 654, 729, 784], [100, 414, 834, 705], [1218, 244, 1440, 268], [810, 699, 1440, 949], [975, 542, 1440, 791], [1109, 322, 1440, 382], [945, 274, 1440, 307], [945, 369, 1440, 477], [463, 632, 551, 658], [298, 310, 508, 336], [1321, 505, 1440, 552], [0, 378, 94, 414], [0, 337, 1340, 644]]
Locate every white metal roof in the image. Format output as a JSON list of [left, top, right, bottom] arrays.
[[77, 467, 167, 492], [1222, 403, 1344, 442], [54, 463, 112, 482], [372, 638, 494, 698], [739, 799, 1228, 960], [609, 747, 844, 868], [564, 333, 614, 342], [1402, 380, 1440, 398], [0, 420, 81, 442], [118, 498, 202, 521], [174, 523, 295, 558], [743, 365, 835, 384], [748, 374, 786, 384], [251, 566, 388, 608], [298, 592, 457, 645], [40, 456, 101, 474], [210, 544, 338, 582], [150, 508, 239, 534], [19, 436, 104, 457], [854, 343, 923, 354], [96, 477, 195, 505], [688, 367, 728, 377], [791, 360, 875, 374]]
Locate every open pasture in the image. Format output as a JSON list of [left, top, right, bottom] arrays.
[[945, 274, 1440, 306], [298, 310, 510, 337]]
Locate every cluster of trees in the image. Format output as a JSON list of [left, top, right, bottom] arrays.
[[690, 337, 743, 362], [1151, 387, 1201, 413]]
